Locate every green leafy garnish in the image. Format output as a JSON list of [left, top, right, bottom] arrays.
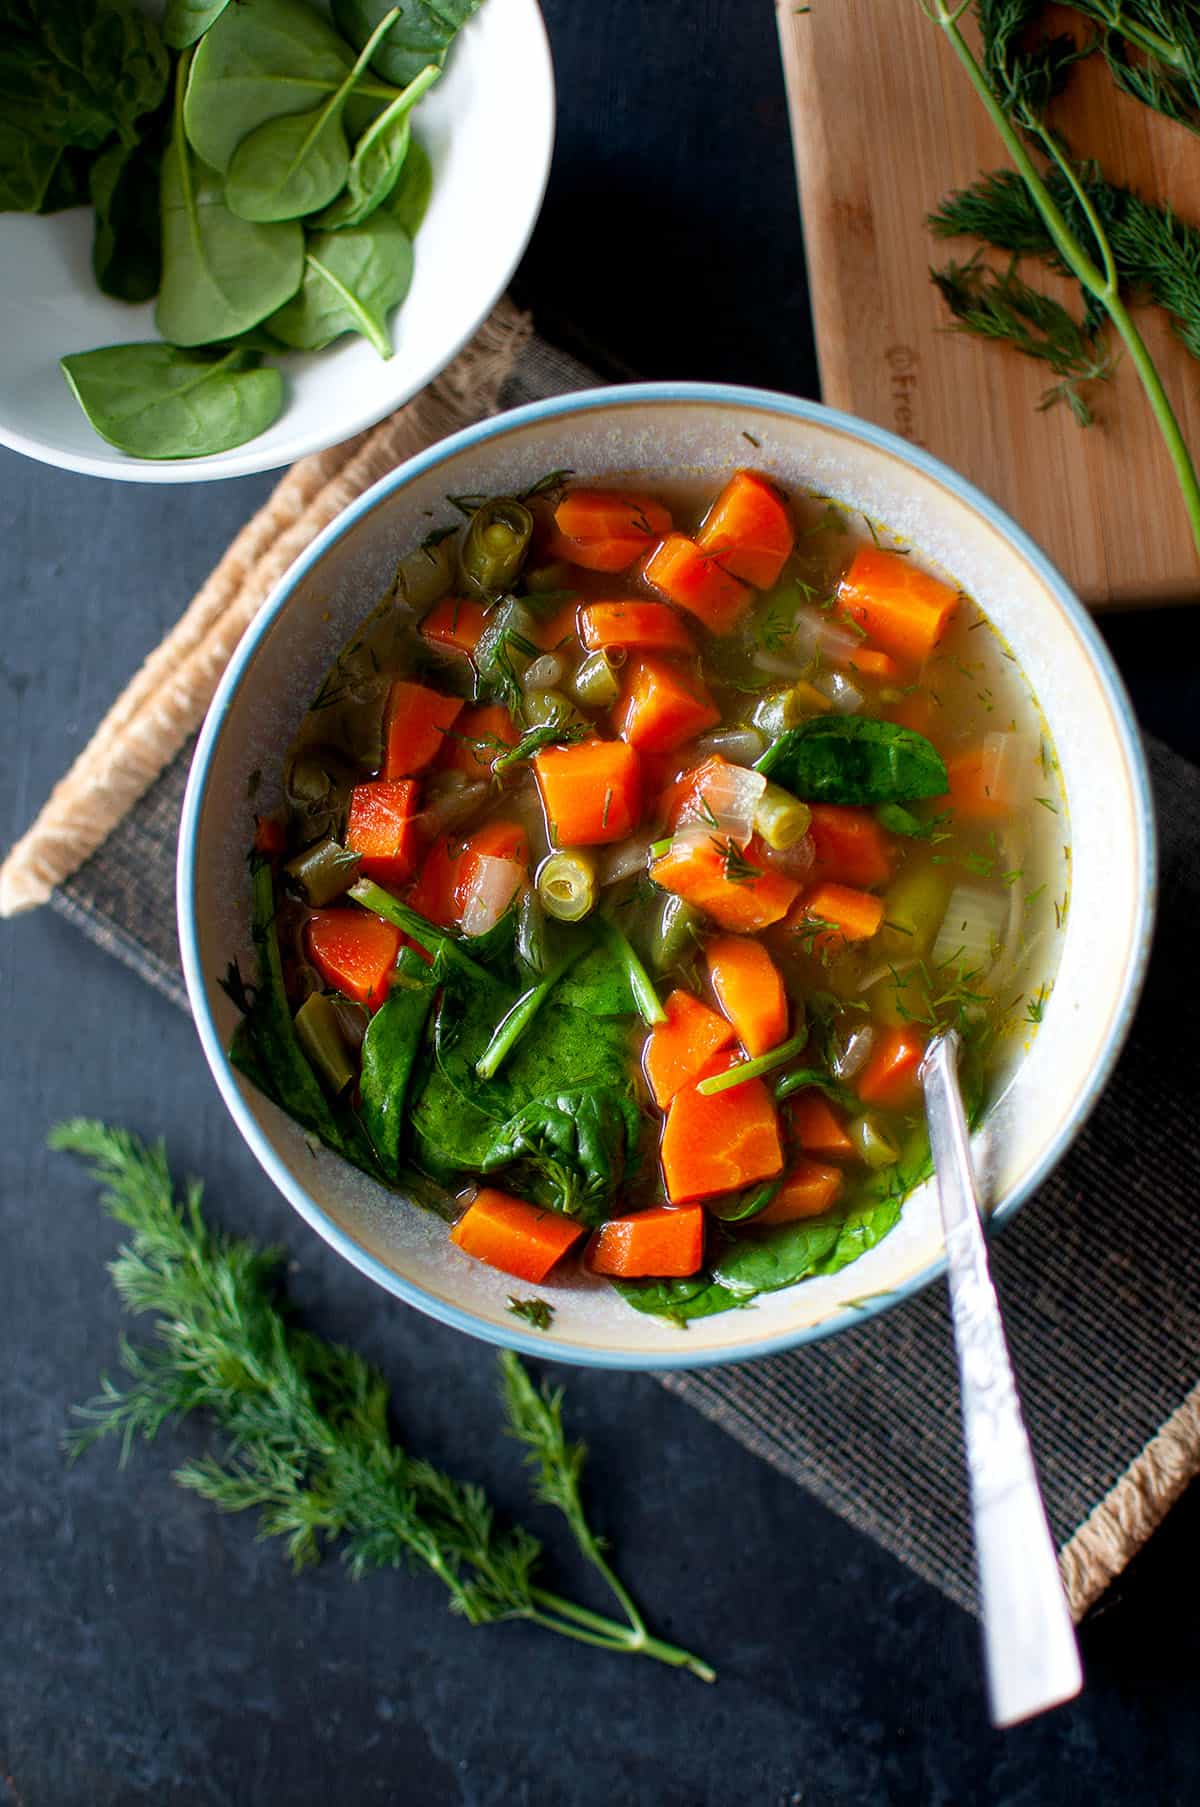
[[756, 716, 949, 805], [507, 1296, 555, 1331], [52, 1121, 713, 1680]]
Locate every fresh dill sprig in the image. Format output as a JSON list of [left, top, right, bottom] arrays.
[[931, 253, 1116, 422], [51, 1121, 714, 1681], [1072, 0, 1200, 134], [916, 0, 1200, 552], [507, 1296, 554, 1331]]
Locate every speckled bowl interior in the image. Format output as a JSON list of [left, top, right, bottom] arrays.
[[178, 385, 1154, 1369]]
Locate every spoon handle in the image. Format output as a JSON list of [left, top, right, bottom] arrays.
[[921, 1031, 1082, 1728]]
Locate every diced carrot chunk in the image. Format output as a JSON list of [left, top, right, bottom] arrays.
[[643, 533, 753, 633], [643, 988, 737, 1109], [808, 804, 894, 889], [660, 1056, 783, 1203], [253, 815, 286, 858], [406, 833, 466, 929], [420, 596, 488, 658], [615, 655, 720, 755], [383, 680, 464, 779], [450, 1187, 583, 1283], [788, 1090, 856, 1159], [705, 935, 788, 1057], [846, 645, 902, 682], [545, 530, 650, 574], [857, 1026, 926, 1111], [696, 470, 795, 590], [757, 1160, 844, 1225], [533, 738, 642, 846], [945, 737, 1028, 821], [579, 601, 695, 655], [454, 819, 530, 914], [436, 702, 519, 779], [555, 488, 672, 542], [588, 1204, 705, 1278], [837, 548, 960, 666], [888, 690, 936, 737], [347, 779, 422, 888], [306, 908, 402, 1012], [651, 832, 799, 933], [792, 881, 885, 954]]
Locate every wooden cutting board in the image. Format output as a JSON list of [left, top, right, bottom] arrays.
[[776, 0, 1200, 606]]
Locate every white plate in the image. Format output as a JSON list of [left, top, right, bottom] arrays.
[[0, 0, 554, 483]]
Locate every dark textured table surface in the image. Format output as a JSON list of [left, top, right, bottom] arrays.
[[3, 5, 1200, 1804]]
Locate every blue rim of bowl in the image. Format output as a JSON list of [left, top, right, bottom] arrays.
[[178, 381, 1157, 1371]]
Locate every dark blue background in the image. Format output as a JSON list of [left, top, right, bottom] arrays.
[[2, 4, 1198, 1802]]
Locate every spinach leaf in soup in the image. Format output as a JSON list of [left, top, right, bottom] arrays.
[[59, 343, 284, 460], [183, 0, 358, 175], [317, 66, 440, 230], [157, 54, 305, 347], [266, 219, 414, 358], [333, 0, 482, 88], [479, 1085, 643, 1226], [163, 0, 233, 49], [224, 8, 408, 224], [614, 1277, 746, 1327], [756, 716, 949, 806], [359, 947, 438, 1179]]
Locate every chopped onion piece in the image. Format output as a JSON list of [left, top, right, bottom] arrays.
[[849, 1113, 901, 1169], [460, 855, 525, 937], [930, 883, 1009, 973], [694, 726, 766, 765], [677, 760, 767, 849], [599, 834, 655, 886], [814, 670, 864, 714], [522, 653, 565, 691], [832, 1023, 875, 1079], [977, 731, 1036, 811], [752, 646, 811, 678], [790, 605, 862, 668], [759, 829, 815, 882]]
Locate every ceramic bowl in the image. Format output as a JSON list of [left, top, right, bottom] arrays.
[[0, 0, 553, 484], [178, 384, 1155, 1368]]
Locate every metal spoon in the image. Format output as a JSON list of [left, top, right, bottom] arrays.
[[921, 1030, 1083, 1728]]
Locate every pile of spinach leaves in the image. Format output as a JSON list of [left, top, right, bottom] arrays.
[[3, 0, 478, 460]]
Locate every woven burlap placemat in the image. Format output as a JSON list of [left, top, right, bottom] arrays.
[[5, 304, 1197, 1621]]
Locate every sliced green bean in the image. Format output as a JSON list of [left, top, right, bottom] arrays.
[[537, 850, 597, 923], [294, 992, 356, 1096], [753, 784, 811, 851], [697, 1031, 810, 1096], [645, 891, 702, 976], [849, 1113, 901, 1169], [285, 835, 361, 906], [459, 498, 533, 599], [571, 649, 622, 709]]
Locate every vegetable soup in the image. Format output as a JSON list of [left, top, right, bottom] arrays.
[[228, 469, 1067, 1327]]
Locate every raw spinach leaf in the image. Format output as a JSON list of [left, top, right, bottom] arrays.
[[317, 65, 439, 229], [266, 218, 413, 358], [333, 0, 481, 87], [479, 1085, 642, 1225], [59, 343, 284, 459], [163, 0, 232, 49], [756, 716, 949, 806], [157, 54, 305, 346], [89, 132, 162, 302], [0, 0, 169, 164], [614, 1277, 746, 1326], [0, 130, 63, 213], [358, 947, 437, 1178], [183, 0, 357, 174], [224, 8, 404, 223], [379, 131, 432, 233]]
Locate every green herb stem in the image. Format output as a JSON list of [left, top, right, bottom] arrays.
[[922, 0, 1200, 554], [475, 951, 583, 1081], [697, 1032, 810, 1096], [596, 917, 666, 1025], [349, 879, 493, 984]]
